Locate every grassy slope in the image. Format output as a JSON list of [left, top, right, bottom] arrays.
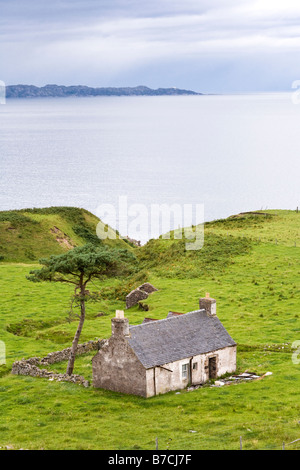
[[0, 206, 131, 262], [0, 209, 300, 450]]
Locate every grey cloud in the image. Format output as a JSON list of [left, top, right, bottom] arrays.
[[1, 0, 300, 91]]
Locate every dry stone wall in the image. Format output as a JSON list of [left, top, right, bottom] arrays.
[[11, 339, 107, 387], [139, 283, 158, 294], [12, 361, 90, 387]]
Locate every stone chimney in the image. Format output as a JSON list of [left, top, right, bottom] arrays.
[[199, 293, 217, 317], [111, 310, 130, 337]]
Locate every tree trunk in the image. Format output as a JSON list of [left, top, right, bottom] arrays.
[[66, 283, 86, 375]]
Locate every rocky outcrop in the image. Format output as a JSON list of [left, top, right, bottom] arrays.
[[50, 226, 75, 249]]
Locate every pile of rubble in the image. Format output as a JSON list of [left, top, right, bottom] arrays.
[[187, 371, 272, 391], [212, 371, 273, 387]]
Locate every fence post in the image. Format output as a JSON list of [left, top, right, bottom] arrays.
[[240, 436, 242, 450], [155, 437, 158, 450]]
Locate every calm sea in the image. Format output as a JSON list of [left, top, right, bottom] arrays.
[[0, 94, 299, 242]]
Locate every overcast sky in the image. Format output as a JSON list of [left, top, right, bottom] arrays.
[[1, 0, 300, 92]]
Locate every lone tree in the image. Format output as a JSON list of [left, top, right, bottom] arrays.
[[27, 243, 137, 375]]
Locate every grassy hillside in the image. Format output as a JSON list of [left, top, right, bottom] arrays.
[[205, 210, 300, 246], [0, 206, 131, 262], [0, 209, 300, 450]]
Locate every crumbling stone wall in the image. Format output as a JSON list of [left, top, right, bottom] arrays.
[[38, 339, 106, 364], [11, 339, 107, 387], [126, 288, 148, 309], [139, 283, 158, 294], [125, 283, 158, 309], [11, 360, 90, 387]]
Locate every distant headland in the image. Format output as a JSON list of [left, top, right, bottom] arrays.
[[6, 84, 202, 98]]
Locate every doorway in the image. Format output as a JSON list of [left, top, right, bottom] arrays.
[[208, 356, 217, 379]]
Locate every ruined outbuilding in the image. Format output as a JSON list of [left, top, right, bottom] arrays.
[[125, 282, 158, 309], [92, 294, 237, 397]]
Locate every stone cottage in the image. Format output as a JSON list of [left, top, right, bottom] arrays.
[[92, 294, 236, 397]]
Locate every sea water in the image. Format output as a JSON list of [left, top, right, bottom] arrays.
[[0, 93, 299, 241]]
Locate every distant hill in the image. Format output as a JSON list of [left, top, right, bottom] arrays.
[[0, 207, 132, 263], [6, 84, 202, 98]]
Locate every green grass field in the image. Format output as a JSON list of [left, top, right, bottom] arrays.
[[0, 209, 300, 450]]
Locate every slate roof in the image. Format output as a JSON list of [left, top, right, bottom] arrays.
[[127, 310, 236, 369]]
